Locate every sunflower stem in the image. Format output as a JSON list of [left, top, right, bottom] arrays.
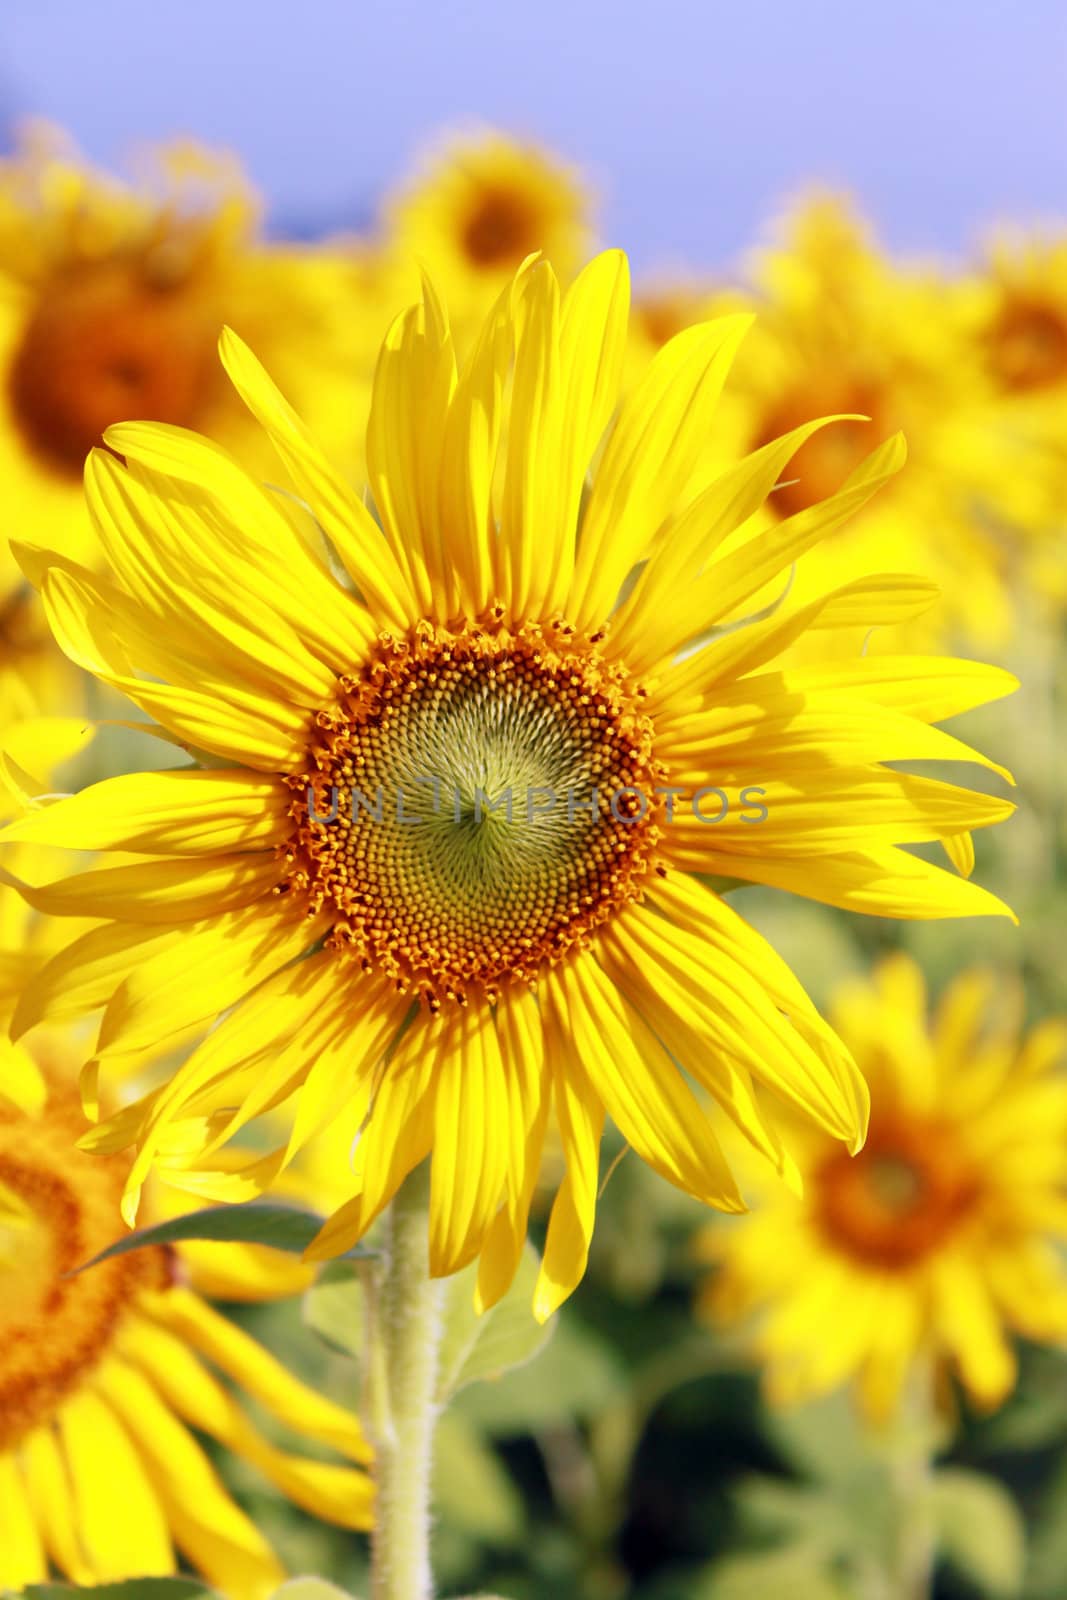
[[366, 1160, 443, 1600], [886, 1368, 937, 1600]]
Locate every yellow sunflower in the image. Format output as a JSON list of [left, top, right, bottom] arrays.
[[625, 277, 749, 393], [0, 121, 367, 601], [953, 229, 1067, 612], [0, 1053, 373, 1594], [384, 128, 592, 318], [716, 196, 1025, 650], [974, 231, 1067, 398], [700, 954, 1067, 1420], [1, 251, 1016, 1325]]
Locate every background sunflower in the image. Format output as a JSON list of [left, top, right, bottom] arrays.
[[0, 3, 1064, 1597]]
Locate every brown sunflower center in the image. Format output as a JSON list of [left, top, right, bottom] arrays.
[[634, 291, 706, 351], [985, 296, 1067, 393], [462, 185, 542, 268], [0, 1087, 170, 1448], [8, 258, 219, 478], [285, 618, 664, 1008], [813, 1114, 981, 1270], [753, 376, 892, 518]]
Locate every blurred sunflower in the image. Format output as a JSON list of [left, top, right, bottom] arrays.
[[626, 277, 747, 387], [385, 129, 592, 318], [700, 955, 1067, 1420], [0, 122, 367, 601], [954, 230, 1067, 613], [0, 1055, 373, 1594], [718, 197, 1023, 650], [1, 251, 1016, 1323], [976, 232, 1067, 398]]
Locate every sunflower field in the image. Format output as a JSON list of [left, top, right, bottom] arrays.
[[0, 6, 1064, 1599]]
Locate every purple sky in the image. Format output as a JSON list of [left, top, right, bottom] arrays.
[[3, 0, 1064, 275]]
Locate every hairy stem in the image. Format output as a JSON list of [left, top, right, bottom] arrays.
[[366, 1161, 443, 1600]]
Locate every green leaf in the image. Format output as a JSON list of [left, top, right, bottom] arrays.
[[691, 1543, 852, 1600], [304, 1243, 554, 1400], [268, 1582, 360, 1600], [930, 1468, 1025, 1598], [432, 1410, 524, 1542], [456, 1313, 625, 1434], [1025, 1450, 1067, 1599], [435, 1242, 553, 1402], [23, 1582, 219, 1599], [304, 1260, 367, 1358], [71, 1200, 375, 1275]]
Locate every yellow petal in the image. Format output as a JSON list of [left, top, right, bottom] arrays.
[[0, 1452, 47, 1588], [430, 1003, 510, 1277], [534, 1013, 604, 1322], [218, 326, 415, 631], [97, 1357, 284, 1598], [21, 852, 281, 923], [19, 1424, 96, 1585], [570, 313, 754, 631], [58, 1385, 175, 1580], [551, 958, 746, 1210], [0, 767, 289, 854], [145, 1286, 371, 1462]]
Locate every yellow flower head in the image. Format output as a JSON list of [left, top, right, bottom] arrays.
[[1, 251, 1016, 1322], [973, 230, 1067, 397], [385, 128, 592, 312], [700, 955, 1067, 1421], [947, 228, 1067, 613], [718, 195, 1029, 650], [0, 1049, 373, 1595], [0, 121, 367, 599]]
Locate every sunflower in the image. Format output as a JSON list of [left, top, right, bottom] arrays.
[[1, 251, 1016, 1324], [974, 231, 1067, 398], [700, 955, 1067, 1420], [384, 128, 592, 319], [953, 230, 1067, 613], [0, 121, 367, 602], [0, 1051, 373, 1594], [716, 196, 1026, 650]]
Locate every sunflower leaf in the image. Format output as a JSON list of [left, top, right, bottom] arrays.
[[304, 1260, 368, 1358], [930, 1468, 1025, 1598], [22, 1582, 220, 1599], [268, 1582, 361, 1599], [436, 1242, 554, 1401], [303, 1243, 554, 1399], [69, 1200, 376, 1274]]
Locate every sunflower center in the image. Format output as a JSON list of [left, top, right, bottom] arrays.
[[635, 290, 706, 351], [287, 619, 664, 1007], [814, 1115, 981, 1270], [462, 186, 541, 268], [8, 258, 219, 478], [0, 1087, 170, 1448], [753, 376, 891, 518], [986, 296, 1067, 392]]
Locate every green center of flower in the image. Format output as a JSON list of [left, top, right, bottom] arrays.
[[287, 619, 665, 1007]]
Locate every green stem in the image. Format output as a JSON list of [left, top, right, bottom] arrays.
[[365, 1161, 443, 1600], [887, 1370, 936, 1600]]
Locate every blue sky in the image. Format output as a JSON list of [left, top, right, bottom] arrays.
[[2, 0, 1063, 274]]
